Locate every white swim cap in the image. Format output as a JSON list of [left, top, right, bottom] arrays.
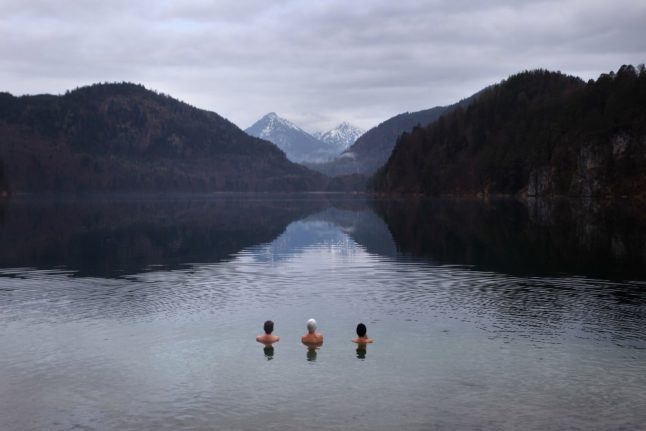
[[306, 318, 317, 332]]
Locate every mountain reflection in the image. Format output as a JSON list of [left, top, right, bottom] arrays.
[[373, 197, 646, 280], [0, 194, 335, 277], [1, 194, 645, 280], [248, 207, 397, 263], [0, 194, 394, 278]]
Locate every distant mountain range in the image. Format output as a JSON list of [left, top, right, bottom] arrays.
[[245, 113, 363, 163], [307, 96, 476, 177], [2, 64, 643, 198], [0, 83, 327, 192], [373, 65, 646, 198]]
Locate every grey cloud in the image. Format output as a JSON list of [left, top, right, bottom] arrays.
[[0, 0, 644, 132]]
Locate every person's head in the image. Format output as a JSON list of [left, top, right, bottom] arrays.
[[264, 320, 274, 334], [356, 323, 367, 337], [306, 318, 317, 333]]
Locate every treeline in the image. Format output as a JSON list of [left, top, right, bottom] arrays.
[[0, 157, 8, 196], [0, 82, 267, 158], [311, 95, 476, 177], [0, 82, 327, 192], [373, 65, 646, 198]]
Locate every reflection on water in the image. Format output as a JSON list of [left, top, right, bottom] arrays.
[[263, 345, 274, 361], [373, 197, 646, 279], [0, 194, 645, 430], [306, 346, 319, 362], [1, 194, 645, 280], [355, 345, 367, 360], [0, 194, 349, 277]]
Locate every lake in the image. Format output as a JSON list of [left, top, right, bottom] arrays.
[[1, 194, 645, 431]]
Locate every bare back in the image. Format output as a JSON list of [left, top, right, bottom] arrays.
[[301, 332, 323, 345], [256, 334, 280, 344]]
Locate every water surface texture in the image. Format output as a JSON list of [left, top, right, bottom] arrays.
[[1, 195, 645, 431]]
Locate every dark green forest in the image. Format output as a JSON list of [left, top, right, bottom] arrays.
[[2, 66, 644, 195], [0, 83, 326, 192], [373, 65, 646, 198]]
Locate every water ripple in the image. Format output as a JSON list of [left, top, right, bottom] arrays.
[[1, 242, 644, 350]]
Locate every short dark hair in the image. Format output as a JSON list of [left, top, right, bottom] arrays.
[[264, 320, 274, 334], [356, 323, 367, 337]]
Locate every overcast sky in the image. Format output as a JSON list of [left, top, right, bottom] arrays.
[[1, 0, 645, 132]]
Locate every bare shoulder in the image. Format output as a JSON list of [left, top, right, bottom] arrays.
[[302, 333, 324, 345], [257, 334, 279, 343]]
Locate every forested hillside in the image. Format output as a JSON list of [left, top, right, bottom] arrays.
[[310, 95, 476, 177], [310, 106, 449, 176], [0, 83, 326, 192], [373, 65, 646, 198]]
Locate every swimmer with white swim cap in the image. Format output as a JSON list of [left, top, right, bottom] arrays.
[[301, 318, 324, 346]]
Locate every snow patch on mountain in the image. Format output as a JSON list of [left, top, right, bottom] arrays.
[[318, 122, 364, 153], [257, 112, 303, 139]]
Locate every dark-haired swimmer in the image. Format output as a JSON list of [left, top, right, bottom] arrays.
[[256, 320, 280, 344], [352, 323, 374, 344]]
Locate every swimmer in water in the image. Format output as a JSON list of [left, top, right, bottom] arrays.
[[352, 323, 374, 344], [301, 318, 324, 346], [256, 320, 280, 344]]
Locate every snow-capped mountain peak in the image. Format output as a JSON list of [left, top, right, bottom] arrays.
[[245, 114, 363, 164], [255, 112, 304, 139], [245, 112, 326, 163], [318, 122, 364, 152]]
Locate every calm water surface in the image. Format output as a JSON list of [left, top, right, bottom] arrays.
[[0, 195, 645, 431]]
